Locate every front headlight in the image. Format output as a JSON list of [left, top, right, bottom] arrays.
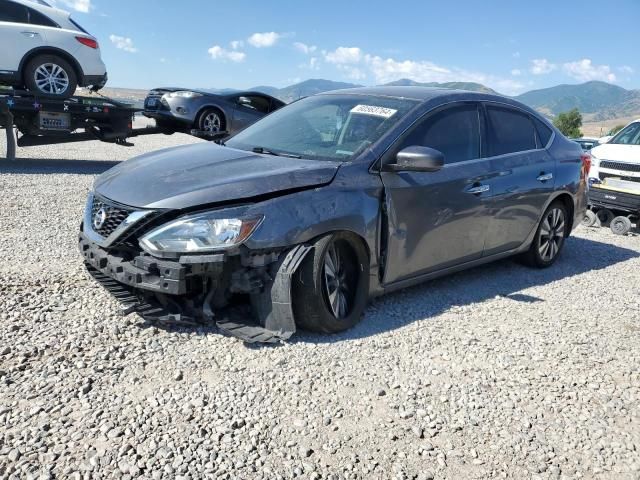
[[139, 212, 263, 256], [165, 91, 203, 99]]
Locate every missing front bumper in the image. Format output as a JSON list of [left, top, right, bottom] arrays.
[[79, 233, 312, 343]]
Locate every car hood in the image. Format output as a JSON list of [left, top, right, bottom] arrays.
[[592, 143, 640, 163], [93, 143, 340, 210]]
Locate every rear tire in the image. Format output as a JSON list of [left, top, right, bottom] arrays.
[[24, 55, 77, 98], [521, 201, 568, 268], [610, 216, 632, 235], [292, 233, 369, 333]]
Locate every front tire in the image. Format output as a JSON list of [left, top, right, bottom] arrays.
[[24, 55, 77, 98], [292, 233, 369, 333], [521, 201, 569, 268], [197, 108, 225, 135]]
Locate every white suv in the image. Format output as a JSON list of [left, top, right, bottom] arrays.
[[590, 119, 640, 185], [0, 0, 107, 98]]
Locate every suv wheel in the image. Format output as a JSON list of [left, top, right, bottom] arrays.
[[292, 233, 369, 333], [521, 201, 569, 268], [24, 55, 78, 98]]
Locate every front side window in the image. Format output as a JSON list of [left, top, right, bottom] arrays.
[[397, 104, 481, 164], [610, 122, 640, 146], [226, 94, 418, 161], [0, 0, 29, 23], [486, 105, 537, 156]]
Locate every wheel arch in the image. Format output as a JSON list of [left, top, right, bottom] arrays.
[[195, 105, 227, 129], [549, 191, 575, 236], [19, 47, 85, 86]]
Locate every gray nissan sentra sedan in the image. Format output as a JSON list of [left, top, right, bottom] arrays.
[[79, 87, 589, 342]]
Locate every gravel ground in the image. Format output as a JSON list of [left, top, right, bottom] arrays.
[[1, 125, 639, 480]]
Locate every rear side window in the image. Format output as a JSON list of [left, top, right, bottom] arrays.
[[0, 0, 29, 23], [532, 117, 553, 147], [400, 104, 480, 164], [27, 7, 58, 27], [486, 106, 537, 156]]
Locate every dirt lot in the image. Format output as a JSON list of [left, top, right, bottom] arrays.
[[1, 126, 639, 480]]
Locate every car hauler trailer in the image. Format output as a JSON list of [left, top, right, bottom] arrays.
[[1, 90, 167, 161]]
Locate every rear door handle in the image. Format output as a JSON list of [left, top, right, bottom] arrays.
[[21, 31, 39, 38], [466, 184, 490, 195], [537, 172, 553, 182]]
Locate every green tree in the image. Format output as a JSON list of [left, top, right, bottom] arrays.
[[608, 124, 625, 136], [553, 108, 583, 138]]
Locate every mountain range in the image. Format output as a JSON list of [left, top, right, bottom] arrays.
[[239, 79, 640, 121]]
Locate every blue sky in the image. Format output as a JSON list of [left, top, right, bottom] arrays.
[[51, 0, 639, 95]]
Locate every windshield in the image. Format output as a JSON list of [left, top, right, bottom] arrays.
[[610, 122, 640, 145], [226, 94, 418, 161]]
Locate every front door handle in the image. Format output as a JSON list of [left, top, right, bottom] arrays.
[[466, 184, 490, 195], [537, 172, 553, 182]]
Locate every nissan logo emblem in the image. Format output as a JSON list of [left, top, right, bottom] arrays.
[[93, 208, 107, 230]]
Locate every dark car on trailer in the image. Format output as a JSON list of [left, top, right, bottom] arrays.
[[80, 87, 589, 343], [143, 88, 285, 136]]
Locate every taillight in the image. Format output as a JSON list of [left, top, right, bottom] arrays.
[[76, 36, 98, 49], [580, 153, 591, 180]]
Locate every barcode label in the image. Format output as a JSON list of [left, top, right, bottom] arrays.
[[350, 105, 397, 118]]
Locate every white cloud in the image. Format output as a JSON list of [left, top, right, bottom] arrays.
[[230, 40, 244, 50], [299, 57, 320, 71], [247, 32, 281, 48], [324, 47, 363, 65], [293, 42, 317, 55], [530, 58, 556, 75], [512, 52, 521, 58], [619, 65, 634, 74], [511, 69, 522, 76], [207, 45, 246, 62], [109, 35, 137, 53], [562, 59, 616, 82], [50, 0, 91, 12]]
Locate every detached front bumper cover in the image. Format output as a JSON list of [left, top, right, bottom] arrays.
[[79, 232, 312, 343]]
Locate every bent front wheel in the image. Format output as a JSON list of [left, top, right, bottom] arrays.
[[292, 233, 369, 333]]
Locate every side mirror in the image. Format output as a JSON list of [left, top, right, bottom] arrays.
[[238, 96, 251, 105], [384, 146, 445, 172]]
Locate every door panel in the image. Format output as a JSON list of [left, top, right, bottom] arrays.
[[379, 102, 492, 285], [482, 105, 556, 255], [483, 151, 555, 255], [381, 161, 493, 284], [0, 23, 43, 72], [231, 96, 263, 131]]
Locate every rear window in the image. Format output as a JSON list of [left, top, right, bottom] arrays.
[[486, 105, 537, 156], [533, 117, 553, 147], [0, 0, 29, 23], [27, 7, 58, 27]]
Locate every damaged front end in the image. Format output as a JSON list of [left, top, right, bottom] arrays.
[[79, 193, 311, 343]]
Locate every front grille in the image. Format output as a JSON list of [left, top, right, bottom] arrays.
[[91, 196, 134, 238], [600, 160, 640, 173]]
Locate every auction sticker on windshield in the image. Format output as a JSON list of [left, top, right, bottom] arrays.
[[350, 105, 398, 118]]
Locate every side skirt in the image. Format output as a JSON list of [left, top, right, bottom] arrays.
[[381, 244, 529, 295]]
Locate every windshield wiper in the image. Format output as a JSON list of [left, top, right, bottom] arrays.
[[252, 146, 302, 159]]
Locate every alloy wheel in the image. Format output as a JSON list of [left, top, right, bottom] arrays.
[[34, 63, 70, 95], [203, 112, 221, 133], [322, 241, 353, 319], [538, 207, 566, 262]]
